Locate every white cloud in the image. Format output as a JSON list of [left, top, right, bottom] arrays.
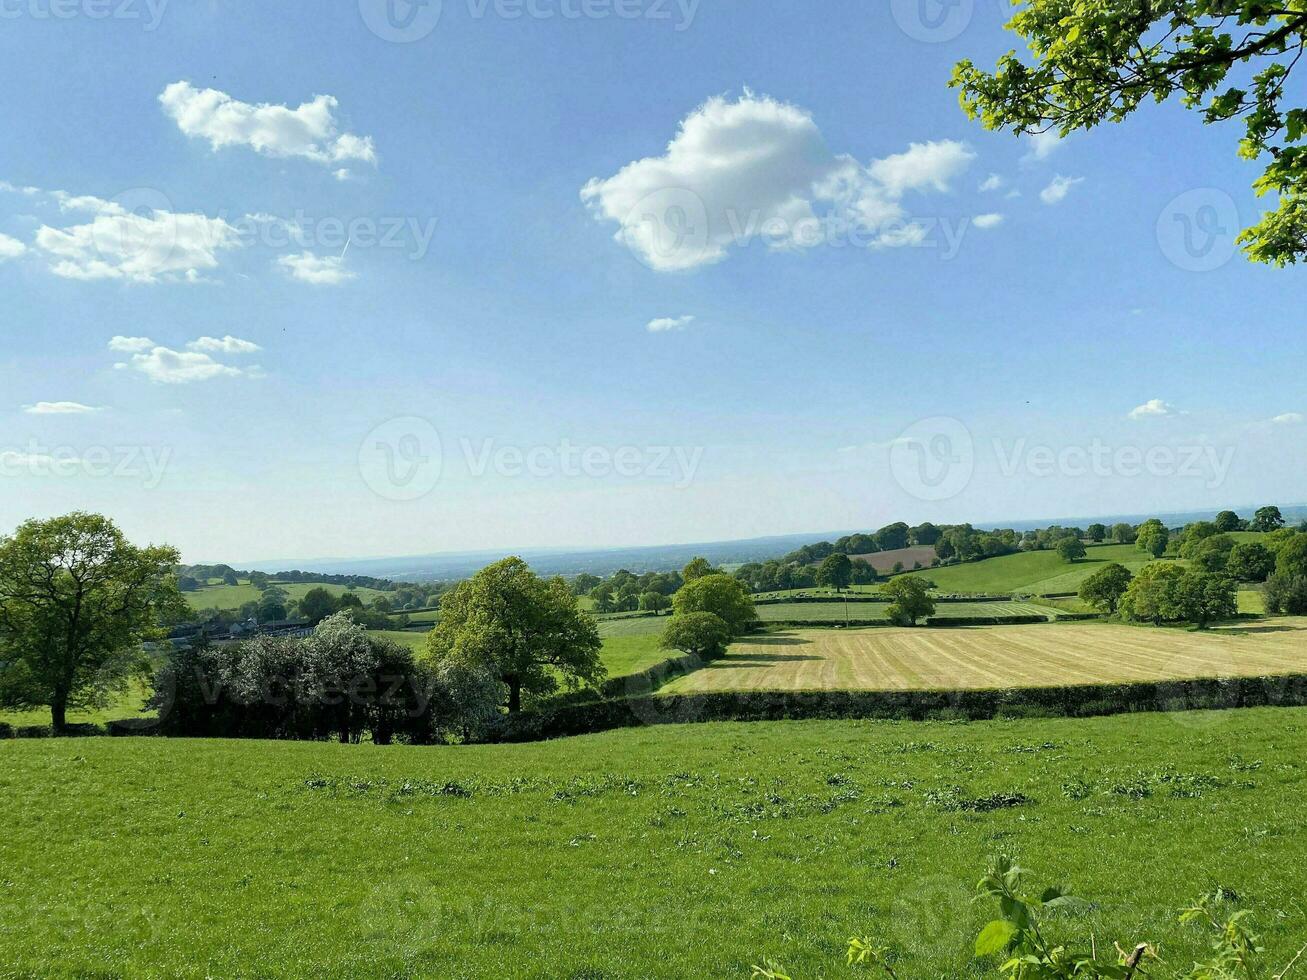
[[1129, 399, 1180, 420], [0, 180, 40, 196], [581, 92, 976, 271], [159, 82, 377, 168], [1023, 130, 1064, 162], [108, 336, 156, 353], [1270, 412, 1304, 424], [972, 213, 1004, 229], [22, 401, 102, 415], [35, 207, 241, 283], [187, 335, 262, 354], [979, 173, 1004, 192], [277, 251, 354, 285], [52, 192, 125, 216], [867, 140, 976, 197], [1040, 175, 1084, 205], [117, 345, 252, 384], [647, 315, 696, 332], [0, 232, 25, 260]]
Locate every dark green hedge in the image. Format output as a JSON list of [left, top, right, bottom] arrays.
[[492, 672, 1307, 742]]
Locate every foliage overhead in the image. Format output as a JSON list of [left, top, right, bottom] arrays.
[[953, 1, 1307, 265]]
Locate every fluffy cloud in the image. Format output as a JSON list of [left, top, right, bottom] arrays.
[[868, 141, 976, 196], [979, 173, 1004, 192], [35, 207, 241, 283], [972, 213, 1004, 229], [1270, 412, 1304, 424], [1129, 399, 1180, 419], [581, 93, 976, 271], [159, 82, 377, 168], [647, 315, 695, 332], [115, 346, 246, 384], [108, 336, 155, 353], [110, 336, 261, 384], [1040, 174, 1084, 205], [277, 251, 354, 285], [187, 335, 261, 354], [22, 401, 102, 415], [0, 232, 25, 260]]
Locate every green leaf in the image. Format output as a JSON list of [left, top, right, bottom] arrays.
[[975, 919, 1019, 957]]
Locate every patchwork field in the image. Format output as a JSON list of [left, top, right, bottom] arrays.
[[3, 710, 1306, 977], [659, 619, 1307, 694]]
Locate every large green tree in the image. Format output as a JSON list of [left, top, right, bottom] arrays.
[[953, 2, 1307, 265], [0, 513, 184, 731], [672, 573, 757, 635], [817, 553, 854, 592], [660, 611, 732, 661], [1078, 562, 1133, 614], [881, 577, 936, 626], [425, 557, 603, 713]]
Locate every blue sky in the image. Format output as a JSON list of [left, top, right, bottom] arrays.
[[1, 0, 1304, 563]]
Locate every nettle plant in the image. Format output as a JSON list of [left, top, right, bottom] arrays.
[[752, 856, 1306, 979]]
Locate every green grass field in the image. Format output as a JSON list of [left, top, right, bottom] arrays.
[[185, 580, 389, 612], [660, 618, 1307, 694], [4, 709, 1306, 977], [901, 543, 1150, 595]]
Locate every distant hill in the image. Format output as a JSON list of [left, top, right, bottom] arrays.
[[234, 531, 857, 582], [227, 503, 1307, 583]]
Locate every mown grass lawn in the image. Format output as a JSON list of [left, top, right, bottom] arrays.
[[660, 619, 1307, 694], [2, 710, 1305, 977]]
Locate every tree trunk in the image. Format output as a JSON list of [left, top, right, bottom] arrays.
[[508, 681, 521, 714], [51, 690, 68, 734]]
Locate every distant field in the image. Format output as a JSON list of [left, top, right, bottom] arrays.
[[902, 543, 1153, 595], [660, 618, 1307, 694], [846, 545, 937, 573], [755, 600, 1053, 623], [186, 579, 389, 611]]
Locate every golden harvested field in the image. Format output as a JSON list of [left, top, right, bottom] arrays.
[[658, 619, 1307, 694]]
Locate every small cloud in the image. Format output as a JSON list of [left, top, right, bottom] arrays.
[[333, 168, 351, 181], [1040, 175, 1084, 205], [1022, 130, 1064, 162], [972, 213, 1004, 229], [159, 82, 377, 169], [978, 173, 1004, 192], [277, 251, 354, 285], [0, 231, 27, 260], [1129, 399, 1180, 420], [1270, 412, 1304, 424], [22, 401, 102, 415], [108, 336, 156, 353], [647, 315, 696, 333], [187, 335, 262, 355], [118, 345, 253, 384]]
